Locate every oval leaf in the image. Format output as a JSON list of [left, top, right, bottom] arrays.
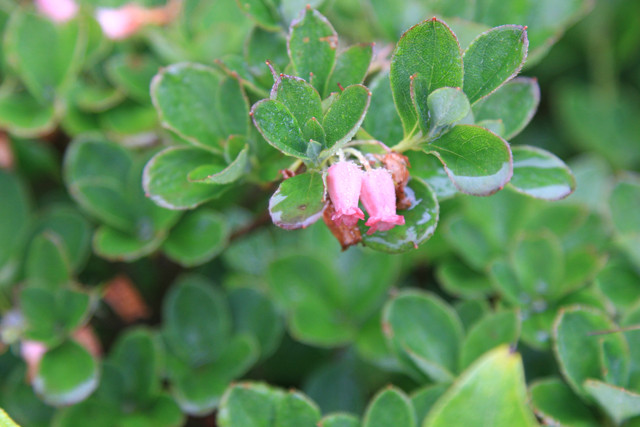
[[325, 43, 373, 97], [460, 310, 521, 369], [269, 172, 326, 230], [509, 145, 575, 200], [584, 379, 640, 425], [363, 387, 414, 427], [251, 99, 310, 160], [322, 84, 370, 152], [530, 378, 600, 427], [188, 143, 250, 184], [426, 87, 471, 133], [272, 74, 323, 130]]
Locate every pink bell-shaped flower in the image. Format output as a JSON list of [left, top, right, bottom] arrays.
[[326, 161, 365, 227], [35, 0, 78, 23], [361, 168, 405, 235]]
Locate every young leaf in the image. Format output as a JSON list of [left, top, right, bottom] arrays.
[[322, 84, 370, 152], [390, 18, 463, 136], [530, 377, 599, 427], [143, 147, 233, 210], [163, 210, 230, 267], [472, 77, 540, 140], [383, 290, 463, 382], [584, 380, 640, 425], [288, 8, 337, 95], [151, 63, 226, 151], [251, 99, 310, 160], [269, 172, 326, 230], [361, 178, 439, 253], [33, 340, 99, 406], [424, 346, 538, 427], [25, 232, 71, 290], [362, 387, 415, 427], [426, 87, 471, 134], [325, 43, 373, 97], [272, 74, 323, 130], [463, 25, 528, 104], [509, 145, 576, 201], [426, 125, 512, 196]]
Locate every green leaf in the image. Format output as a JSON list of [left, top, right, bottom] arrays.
[[363, 387, 415, 427], [383, 290, 463, 382], [462, 26, 528, 104], [325, 43, 373, 97], [172, 335, 258, 416], [92, 225, 164, 262], [234, 0, 280, 31], [288, 8, 337, 95], [143, 147, 233, 210], [188, 142, 249, 185], [272, 74, 323, 131], [426, 125, 512, 196], [322, 84, 370, 152], [426, 87, 470, 134], [459, 310, 520, 369], [72, 79, 124, 113], [0, 409, 20, 427], [109, 328, 161, 404], [472, 77, 540, 140], [218, 382, 283, 427], [5, 12, 85, 102], [303, 361, 366, 414], [406, 151, 458, 200], [163, 209, 230, 267], [553, 306, 630, 398], [33, 340, 99, 406], [511, 232, 564, 300], [509, 145, 575, 200], [25, 232, 71, 290], [21, 288, 91, 346], [0, 91, 60, 137], [361, 178, 439, 253], [269, 172, 326, 230], [151, 63, 227, 151], [162, 275, 231, 367], [584, 380, 640, 425], [319, 414, 360, 427], [609, 178, 640, 236], [106, 53, 161, 104], [411, 383, 449, 424], [436, 260, 493, 299], [530, 378, 598, 427], [251, 99, 310, 160], [454, 299, 490, 332], [363, 72, 403, 145], [228, 287, 285, 360], [424, 346, 538, 426], [596, 255, 640, 312], [390, 18, 463, 136], [275, 390, 321, 427]]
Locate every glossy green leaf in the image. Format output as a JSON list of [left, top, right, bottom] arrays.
[[217, 75, 251, 137], [383, 290, 463, 382], [25, 232, 71, 290], [151, 63, 226, 151], [325, 43, 373, 97], [109, 328, 160, 404], [269, 172, 325, 230], [322, 84, 370, 152], [93, 225, 164, 262], [426, 125, 512, 196], [363, 387, 414, 427], [406, 151, 458, 200], [460, 310, 520, 369], [530, 377, 598, 427], [21, 287, 90, 345], [1, 363, 55, 427], [245, 26, 289, 88], [509, 145, 575, 200], [0, 409, 20, 427], [462, 26, 528, 104], [288, 8, 337, 95], [390, 18, 463, 136], [275, 390, 321, 427], [362, 178, 439, 253], [411, 383, 449, 424], [5, 12, 84, 102], [228, 287, 285, 360], [172, 335, 258, 416], [319, 413, 360, 427], [143, 147, 233, 210], [454, 299, 490, 332], [235, 0, 280, 30], [553, 306, 629, 398], [251, 99, 310, 159], [0, 91, 59, 137], [272, 74, 323, 131], [426, 87, 470, 134], [163, 209, 230, 267], [106, 53, 161, 104], [218, 382, 283, 427], [162, 275, 231, 367], [472, 78, 540, 140], [33, 340, 99, 406], [584, 380, 640, 425], [424, 346, 538, 426]]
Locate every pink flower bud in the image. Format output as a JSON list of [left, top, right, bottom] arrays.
[[35, 0, 78, 23], [326, 161, 365, 226], [361, 168, 405, 235], [96, 6, 144, 40]]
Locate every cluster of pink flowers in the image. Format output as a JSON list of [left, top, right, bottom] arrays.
[[326, 161, 405, 235], [35, 0, 176, 40]]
